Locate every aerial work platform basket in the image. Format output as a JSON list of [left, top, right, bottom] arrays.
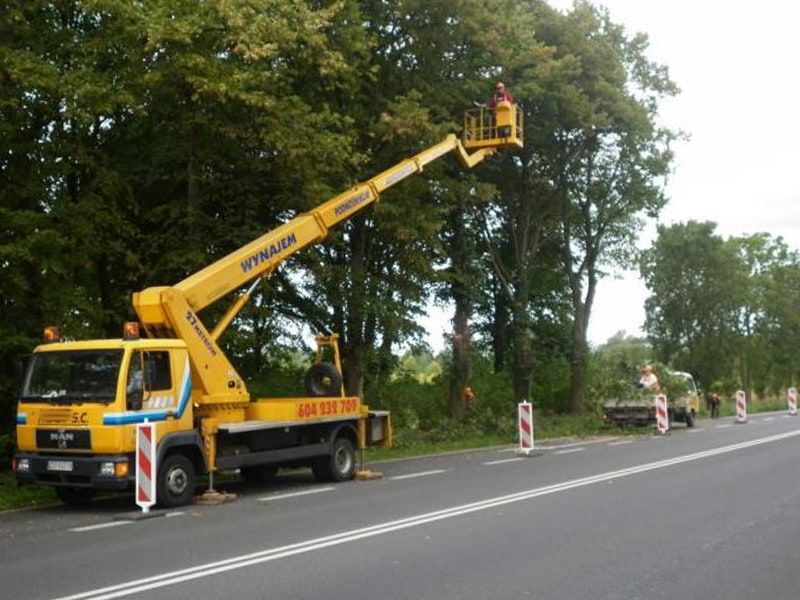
[[463, 101, 524, 150]]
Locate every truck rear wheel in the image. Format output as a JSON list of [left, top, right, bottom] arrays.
[[55, 486, 95, 506], [312, 437, 355, 482], [157, 454, 195, 508]]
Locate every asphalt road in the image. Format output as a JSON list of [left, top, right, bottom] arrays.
[[2, 412, 800, 600]]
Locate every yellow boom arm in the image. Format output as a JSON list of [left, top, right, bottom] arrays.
[[174, 134, 492, 312], [132, 114, 517, 404]]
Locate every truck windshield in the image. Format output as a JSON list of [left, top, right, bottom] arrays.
[[22, 350, 123, 404]]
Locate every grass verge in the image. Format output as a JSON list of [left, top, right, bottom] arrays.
[[697, 397, 790, 419], [0, 471, 56, 511], [367, 411, 631, 462]]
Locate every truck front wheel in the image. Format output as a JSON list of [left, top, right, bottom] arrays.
[[312, 437, 355, 482], [157, 454, 195, 508], [686, 409, 696, 428], [56, 486, 95, 506]]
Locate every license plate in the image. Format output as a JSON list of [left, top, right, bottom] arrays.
[[47, 460, 73, 472]]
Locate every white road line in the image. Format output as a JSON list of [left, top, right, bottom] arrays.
[[389, 469, 450, 481], [608, 440, 634, 446], [782, 415, 792, 419], [688, 428, 705, 433], [716, 424, 732, 429], [69, 521, 131, 533], [501, 438, 618, 453], [165, 511, 185, 518], [762, 417, 774, 422], [539, 439, 612, 451], [257, 487, 335, 502], [53, 428, 800, 600], [483, 457, 525, 466], [553, 448, 585, 455]]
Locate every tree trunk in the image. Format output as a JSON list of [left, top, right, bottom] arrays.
[[343, 214, 367, 397], [187, 121, 199, 242], [567, 270, 596, 413], [511, 275, 534, 404], [569, 302, 589, 413], [449, 297, 470, 418], [448, 201, 472, 418], [511, 303, 534, 403], [95, 256, 117, 337], [492, 273, 508, 373]]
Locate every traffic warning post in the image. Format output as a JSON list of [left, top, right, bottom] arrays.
[[788, 387, 798, 416], [654, 394, 669, 434], [735, 390, 747, 424], [136, 420, 157, 512], [517, 400, 534, 455]]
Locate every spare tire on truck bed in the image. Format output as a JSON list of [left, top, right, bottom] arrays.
[[304, 362, 342, 397]]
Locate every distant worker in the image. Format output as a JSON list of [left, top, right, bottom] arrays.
[[486, 81, 514, 109], [638, 364, 660, 392], [464, 386, 475, 410], [707, 391, 721, 418]]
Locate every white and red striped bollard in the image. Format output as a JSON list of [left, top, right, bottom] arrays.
[[518, 400, 534, 455], [788, 387, 798, 416], [136, 420, 157, 512], [735, 390, 747, 424], [655, 394, 669, 434]]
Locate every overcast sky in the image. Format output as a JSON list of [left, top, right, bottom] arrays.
[[422, 0, 800, 351], [565, 0, 800, 345]]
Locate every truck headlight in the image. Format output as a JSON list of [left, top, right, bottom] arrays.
[[16, 458, 30, 472], [100, 462, 115, 477]]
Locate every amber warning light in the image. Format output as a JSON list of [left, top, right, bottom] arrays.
[[123, 322, 140, 340], [43, 326, 60, 343]]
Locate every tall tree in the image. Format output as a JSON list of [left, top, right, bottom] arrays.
[[642, 221, 744, 387], [643, 221, 800, 394], [526, 1, 678, 411], [0, 0, 365, 424]]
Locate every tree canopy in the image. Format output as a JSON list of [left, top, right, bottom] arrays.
[[1, 0, 680, 438], [641, 221, 800, 395]]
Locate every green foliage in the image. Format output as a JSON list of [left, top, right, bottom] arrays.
[[0, 471, 57, 511], [588, 334, 654, 402], [1, 1, 680, 460], [0, 433, 14, 471], [368, 348, 577, 450], [246, 350, 310, 398], [395, 351, 443, 384], [642, 221, 800, 395]]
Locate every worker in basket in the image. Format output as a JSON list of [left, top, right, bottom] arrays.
[[485, 82, 515, 138], [486, 81, 514, 108]]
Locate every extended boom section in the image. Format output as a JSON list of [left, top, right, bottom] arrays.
[[132, 133, 501, 407], [169, 134, 494, 313]]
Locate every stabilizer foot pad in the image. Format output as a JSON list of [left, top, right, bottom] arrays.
[[193, 490, 238, 505]]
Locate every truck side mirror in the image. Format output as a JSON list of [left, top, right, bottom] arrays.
[[126, 352, 145, 411]]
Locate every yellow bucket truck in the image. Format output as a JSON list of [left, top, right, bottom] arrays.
[[13, 103, 522, 507]]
